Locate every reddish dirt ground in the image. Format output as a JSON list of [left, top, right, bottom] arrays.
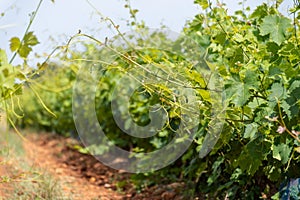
[[1, 132, 189, 200], [0, 162, 13, 199], [23, 133, 124, 200]]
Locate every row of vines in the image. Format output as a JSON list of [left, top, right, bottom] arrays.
[[1, 0, 300, 199]]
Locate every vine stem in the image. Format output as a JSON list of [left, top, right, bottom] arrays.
[[85, 0, 133, 48], [207, 0, 250, 61], [65, 33, 219, 92], [9, 0, 44, 64], [276, 99, 300, 143], [64, 33, 206, 115]]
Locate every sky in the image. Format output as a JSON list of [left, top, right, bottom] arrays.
[[0, 0, 294, 65]]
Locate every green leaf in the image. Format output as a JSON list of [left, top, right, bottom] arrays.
[[0, 49, 8, 65], [275, 0, 284, 8], [225, 72, 259, 107], [289, 80, 300, 92], [295, 146, 300, 154], [250, 3, 268, 20], [281, 100, 291, 119], [259, 15, 292, 45], [24, 32, 39, 46], [266, 165, 282, 182], [244, 123, 258, 140], [23, 32, 39, 46], [1, 68, 9, 77], [9, 37, 21, 52], [0, 51, 14, 81], [194, 0, 209, 9], [237, 139, 265, 176], [207, 157, 224, 186], [187, 69, 206, 88], [3, 77, 15, 90], [204, 60, 217, 71], [8, 32, 38, 58], [226, 82, 250, 106], [198, 90, 210, 102], [18, 45, 32, 58], [268, 82, 286, 102], [243, 70, 259, 88], [272, 143, 292, 164], [130, 9, 139, 17]]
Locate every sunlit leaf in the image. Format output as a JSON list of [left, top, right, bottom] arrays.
[[23, 31, 39, 46], [194, 0, 209, 9], [295, 146, 300, 154], [9, 37, 21, 52], [0, 49, 8, 65], [18, 45, 32, 58], [260, 15, 292, 45]]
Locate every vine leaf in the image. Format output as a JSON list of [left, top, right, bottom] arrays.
[[9, 37, 21, 52], [0, 49, 8, 64], [9, 32, 39, 59], [259, 15, 292, 45], [225, 80, 250, 106], [225, 70, 259, 107], [23, 32, 39, 46], [272, 143, 292, 164], [289, 80, 300, 92], [281, 100, 291, 119], [250, 4, 268, 20], [244, 123, 258, 140], [18, 45, 32, 58], [194, 0, 209, 10], [295, 146, 300, 154], [268, 82, 286, 108], [237, 139, 265, 176]]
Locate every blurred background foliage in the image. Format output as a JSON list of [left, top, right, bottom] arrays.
[[3, 0, 300, 199]]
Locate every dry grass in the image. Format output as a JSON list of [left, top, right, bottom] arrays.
[[0, 111, 7, 133], [0, 130, 69, 200]]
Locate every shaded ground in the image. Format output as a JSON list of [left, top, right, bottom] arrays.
[[0, 131, 188, 200]]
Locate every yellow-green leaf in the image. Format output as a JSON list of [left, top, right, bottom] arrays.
[[0, 49, 8, 65], [9, 37, 21, 52], [23, 32, 39, 46], [198, 89, 210, 101], [18, 45, 32, 58], [205, 60, 217, 71], [194, 0, 209, 9], [295, 146, 300, 154]]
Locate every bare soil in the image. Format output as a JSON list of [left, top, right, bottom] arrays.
[[0, 132, 188, 200], [23, 133, 124, 200]]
